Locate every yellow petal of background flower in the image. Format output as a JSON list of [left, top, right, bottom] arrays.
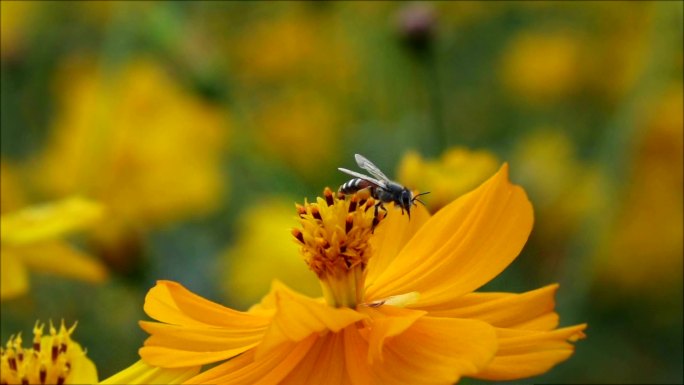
[[366, 164, 534, 308], [0, 248, 29, 299], [0, 160, 26, 213], [0, 197, 104, 245], [365, 202, 431, 288], [473, 324, 587, 381], [256, 281, 367, 359], [140, 280, 272, 367], [425, 284, 560, 330], [18, 240, 108, 282], [66, 350, 99, 384], [100, 359, 200, 384]]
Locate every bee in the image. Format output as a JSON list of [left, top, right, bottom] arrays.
[[338, 154, 429, 224]]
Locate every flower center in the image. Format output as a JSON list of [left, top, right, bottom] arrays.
[[0, 321, 83, 385], [293, 187, 385, 308]]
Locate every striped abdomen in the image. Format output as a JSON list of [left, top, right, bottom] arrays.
[[338, 178, 377, 195]]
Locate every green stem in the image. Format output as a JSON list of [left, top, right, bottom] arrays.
[[421, 48, 447, 154]]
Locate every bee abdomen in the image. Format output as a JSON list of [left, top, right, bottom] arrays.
[[339, 178, 373, 194]]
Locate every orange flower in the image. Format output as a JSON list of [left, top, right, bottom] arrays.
[[100, 360, 199, 385], [138, 165, 586, 384]]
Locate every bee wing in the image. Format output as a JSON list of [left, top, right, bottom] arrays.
[[354, 154, 391, 183], [337, 167, 385, 187]]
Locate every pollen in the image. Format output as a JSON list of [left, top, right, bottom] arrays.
[[293, 187, 385, 307], [0, 321, 86, 385]]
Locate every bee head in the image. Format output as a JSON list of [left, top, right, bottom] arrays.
[[399, 188, 414, 218]]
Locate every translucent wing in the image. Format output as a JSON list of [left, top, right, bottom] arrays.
[[354, 154, 391, 183], [337, 168, 385, 187]]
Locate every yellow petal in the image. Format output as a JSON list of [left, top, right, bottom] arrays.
[[100, 359, 200, 384], [342, 327, 374, 385], [473, 324, 587, 381], [0, 197, 103, 245], [247, 278, 279, 314], [143, 280, 273, 327], [185, 336, 318, 385], [425, 284, 560, 330], [365, 202, 431, 289], [366, 164, 534, 308], [0, 247, 29, 299], [280, 332, 350, 385], [360, 306, 426, 364], [139, 321, 264, 367], [345, 317, 497, 385], [18, 240, 108, 283], [140, 280, 272, 367], [66, 351, 99, 384], [256, 281, 367, 359]]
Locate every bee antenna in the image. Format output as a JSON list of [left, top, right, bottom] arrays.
[[412, 191, 430, 206]]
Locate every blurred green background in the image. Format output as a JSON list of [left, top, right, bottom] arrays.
[[1, 1, 682, 383]]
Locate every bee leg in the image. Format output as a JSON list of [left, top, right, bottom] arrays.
[[372, 202, 387, 233]]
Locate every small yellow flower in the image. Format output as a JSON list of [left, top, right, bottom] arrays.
[[0, 320, 98, 384], [397, 148, 500, 211], [137, 165, 585, 384], [0, 197, 108, 300]]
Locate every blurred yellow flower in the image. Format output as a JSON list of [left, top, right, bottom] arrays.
[[0, 0, 38, 58], [594, 84, 683, 291], [222, 199, 320, 310], [136, 166, 585, 384], [500, 31, 583, 104], [1, 161, 26, 214], [252, 90, 341, 177], [511, 129, 602, 248], [227, 7, 362, 178], [0, 320, 98, 384], [438, 1, 497, 28], [230, 8, 358, 92], [583, 2, 654, 101], [34, 58, 228, 268], [0, 197, 108, 300], [397, 148, 500, 211]]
